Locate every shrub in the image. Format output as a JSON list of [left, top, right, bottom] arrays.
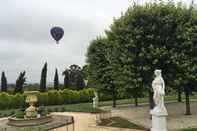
[[0, 93, 10, 109], [15, 110, 24, 119], [0, 88, 96, 110], [37, 106, 48, 116], [37, 92, 48, 106], [11, 93, 25, 109]]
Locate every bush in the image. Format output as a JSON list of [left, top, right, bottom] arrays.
[[0, 88, 119, 110], [37, 106, 48, 116], [0, 93, 10, 109], [11, 94, 25, 109], [15, 110, 25, 119]]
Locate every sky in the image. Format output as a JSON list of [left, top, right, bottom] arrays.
[[0, 0, 193, 83]]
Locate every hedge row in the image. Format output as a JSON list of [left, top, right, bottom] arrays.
[[0, 88, 94, 110]]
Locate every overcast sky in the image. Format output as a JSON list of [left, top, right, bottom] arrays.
[[0, 0, 193, 83]]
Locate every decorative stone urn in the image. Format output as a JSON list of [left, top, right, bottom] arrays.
[[24, 91, 39, 119]]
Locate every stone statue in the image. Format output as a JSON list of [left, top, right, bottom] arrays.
[[93, 92, 99, 108], [152, 69, 167, 114], [151, 69, 168, 131]]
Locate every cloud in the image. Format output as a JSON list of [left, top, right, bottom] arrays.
[[0, 0, 192, 83], [0, 0, 132, 83]]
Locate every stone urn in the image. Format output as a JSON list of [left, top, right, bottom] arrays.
[[24, 91, 39, 119]]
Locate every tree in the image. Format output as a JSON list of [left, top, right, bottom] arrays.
[[75, 71, 85, 90], [87, 1, 197, 111], [87, 37, 118, 107], [1, 72, 7, 92], [63, 64, 86, 90], [40, 62, 47, 92], [82, 65, 88, 80], [54, 68, 59, 90], [62, 69, 70, 88], [15, 71, 26, 93], [105, 3, 176, 108]]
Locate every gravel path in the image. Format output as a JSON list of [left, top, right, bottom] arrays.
[[51, 112, 144, 131], [102, 102, 197, 131]]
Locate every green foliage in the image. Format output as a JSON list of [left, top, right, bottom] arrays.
[[87, 37, 119, 107], [62, 69, 70, 88], [0, 93, 10, 109], [40, 62, 47, 92], [0, 88, 95, 110], [52, 103, 104, 113], [86, 1, 197, 109], [15, 71, 26, 93], [37, 106, 48, 116], [54, 68, 59, 90], [62, 64, 85, 90], [100, 117, 145, 130], [181, 128, 197, 131], [1, 72, 7, 92], [35, 88, 95, 106], [0, 93, 25, 109], [15, 110, 25, 119]]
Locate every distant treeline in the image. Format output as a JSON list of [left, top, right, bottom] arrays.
[[0, 63, 88, 93]]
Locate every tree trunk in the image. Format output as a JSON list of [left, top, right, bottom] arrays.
[[149, 90, 154, 109], [134, 96, 138, 106], [178, 87, 182, 102], [112, 93, 116, 108], [185, 90, 191, 115]]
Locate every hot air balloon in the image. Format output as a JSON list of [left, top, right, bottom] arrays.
[[50, 26, 64, 44]]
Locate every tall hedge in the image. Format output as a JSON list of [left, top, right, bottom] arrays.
[[0, 88, 94, 110]]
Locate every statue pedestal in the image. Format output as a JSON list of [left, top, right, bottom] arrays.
[[150, 109, 168, 131]]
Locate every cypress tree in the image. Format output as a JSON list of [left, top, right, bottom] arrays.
[[54, 68, 59, 90], [15, 71, 26, 93], [40, 62, 47, 92], [1, 71, 7, 92]]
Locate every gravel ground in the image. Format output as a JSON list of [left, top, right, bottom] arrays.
[[102, 101, 197, 131], [51, 112, 145, 131]]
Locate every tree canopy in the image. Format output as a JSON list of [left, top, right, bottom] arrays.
[[86, 1, 197, 111]]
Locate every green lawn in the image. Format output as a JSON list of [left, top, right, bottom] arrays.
[[0, 103, 104, 118], [99, 117, 146, 130], [1, 94, 197, 118], [99, 95, 197, 107], [46, 103, 105, 113], [180, 128, 197, 131]]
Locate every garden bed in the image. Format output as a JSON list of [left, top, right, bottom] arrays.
[[98, 116, 146, 130]]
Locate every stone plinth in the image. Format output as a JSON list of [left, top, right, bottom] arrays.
[[150, 109, 168, 131], [7, 115, 53, 127], [1, 115, 74, 131]]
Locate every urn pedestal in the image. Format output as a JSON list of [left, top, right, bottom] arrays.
[[24, 91, 39, 119], [150, 109, 168, 131]]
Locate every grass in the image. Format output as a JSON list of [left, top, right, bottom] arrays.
[[181, 128, 197, 131], [99, 94, 197, 107], [0, 109, 17, 117], [46, 103, 105, 113], [99, 117, 146, 130], [0, 103, 105, 118], [1, 94, 197, 118]]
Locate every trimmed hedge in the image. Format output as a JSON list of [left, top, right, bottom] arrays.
[[0, 88, 127, 110], [0, 88, 94, 110]]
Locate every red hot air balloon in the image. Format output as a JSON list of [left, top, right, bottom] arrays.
[[50, 26, 64, 44]]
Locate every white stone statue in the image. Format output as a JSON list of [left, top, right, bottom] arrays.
[[151, 69, 168, 131], [93, 92, 99, 108], [152, 69, 167, 114]]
